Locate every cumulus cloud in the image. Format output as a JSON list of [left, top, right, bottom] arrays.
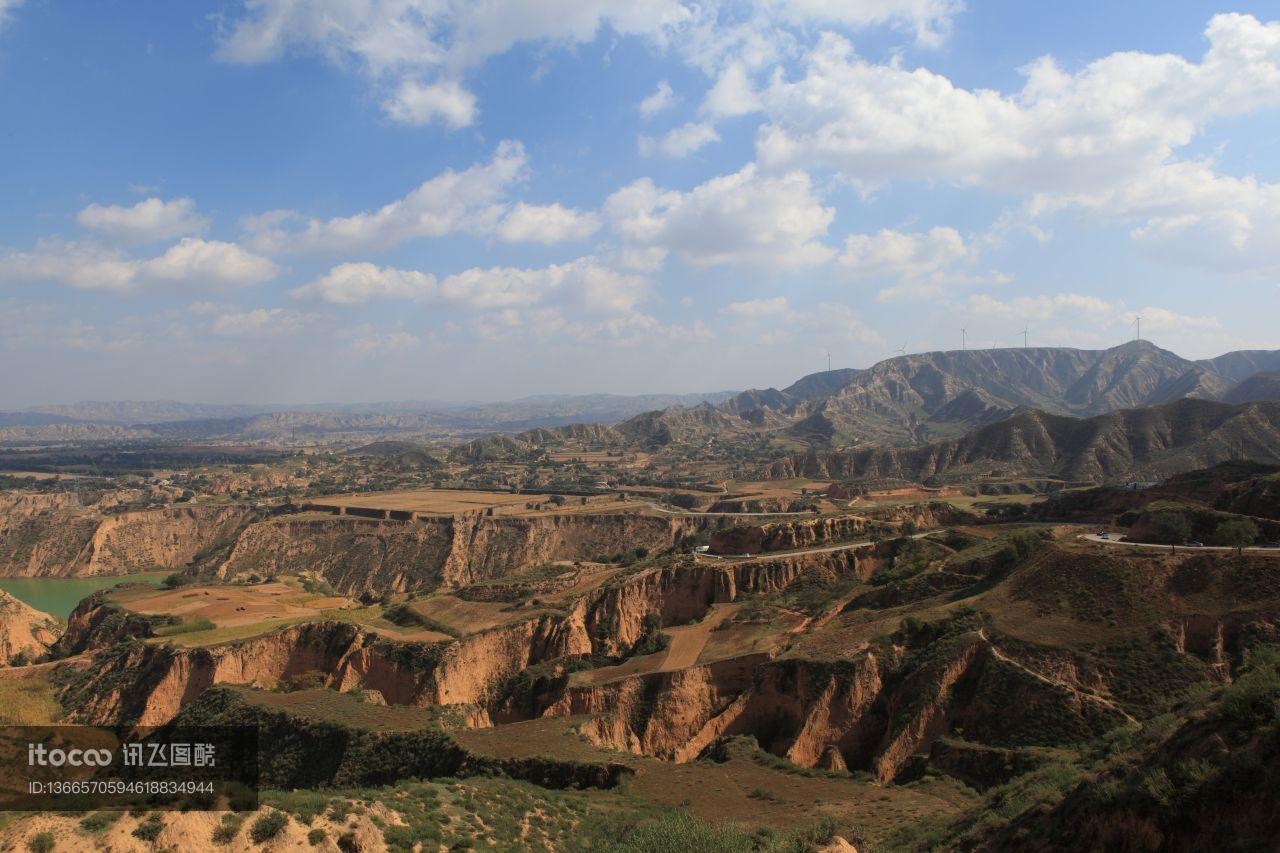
[[77, 197, 208, 243], [290, 263, 437, 304], [964, 291, 1247, 354], [605, 164, 834, 269], [496, 202, 601, 243], [751, 14, 1280, 274], [245, 142, 523, 253], [294, 257, 649, 316], [638, 121, 720, 158], [211, 307, 312, 337], [245, 142, 598, 253], [758, 16, 1280, 194], [967, 292, 1119, 324], [381, 79, 477, 128], [840, 227, 970, 279], [0, 238, 278, 294], [217, 0, 692, 124], [703, 62, 759, 117], [1047, 160, 1280, 276], [638, 80, 677, 118], [762, 0, 961, 48]]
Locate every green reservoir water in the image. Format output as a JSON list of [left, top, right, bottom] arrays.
[[0, 572, 169, 619]]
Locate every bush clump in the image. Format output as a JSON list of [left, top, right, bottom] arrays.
[[249, 811, 289, 844]]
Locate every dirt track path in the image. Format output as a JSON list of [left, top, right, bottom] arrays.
[[978, 629, 1137, 724], [660, 603, 739, 671]]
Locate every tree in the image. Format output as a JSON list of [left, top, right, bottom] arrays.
[[1150, 512, 1192, 546], [1211, 518, 1260, 555]]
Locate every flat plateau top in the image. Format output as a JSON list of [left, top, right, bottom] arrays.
[[312, 488, 549, 514]]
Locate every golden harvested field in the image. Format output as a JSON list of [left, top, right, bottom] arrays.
[[0, 671, 61, 725], [109, 580, 455, 646], [311, 487, 637, 517], [314, 488, 547, 515], [112, 581, 350, 629]]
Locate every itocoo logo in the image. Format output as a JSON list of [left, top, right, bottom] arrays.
[[27, 743, 113, 767]]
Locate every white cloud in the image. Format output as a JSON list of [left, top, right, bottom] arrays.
[[758, 16, 1280, 195], [764, 0, 961, 48], [245, 141, 597, 253], [750, 14, 1280, 275], [0, 238, 278, 294], [246, 142, 523, 253], [294, 257, 649, 316], [291, 263, 437, 304], [381, 79, 477, 128], [1047, 160, 1280, 276], [703, 61, 759, 117], [639, 80, 677, 118], [1123, 306, 1222, 334], [77, 197, 208, 243], [211, 307, 311, 337], [439, 259, 649, 314], [496, 202, 601, 243], [967, 292, 1119, 324], [638, 121, 720, 158], [721, 296, 793, 318], [605, 164, 834, 269], [965, 292, 1250, 354], [840, 227, 970, 279], [217, 0, 692, 124], [0, 0, 23, 29]]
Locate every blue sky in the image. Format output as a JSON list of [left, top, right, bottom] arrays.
[[1, 0, 1278, 406]]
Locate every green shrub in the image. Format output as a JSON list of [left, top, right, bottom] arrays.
[[212, 813, 245, 844], [79, 812, 120, 834], [152, 616, 216, 636], [1221, 647, 1280, 728], [249, 811, 289, 844], [132, 814, 164, 842], [308, 828, 327, 846], [26, 832, 55, 853], [1212, 518, 1260, 552], [161, 572, 196, 589]]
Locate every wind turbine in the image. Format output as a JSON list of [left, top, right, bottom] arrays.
[[961, 327, 967, 351], [826, 349, 832, 372], [1133, 315, 1142, 341], [896, 342, 907, 357], [1021, 324, 1029, 349]]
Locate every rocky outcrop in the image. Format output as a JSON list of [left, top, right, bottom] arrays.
[[57, 622, 442, 725], [0, 492, 100, 577], [0, 497, 256, 577], [709, 503, 971, 554], [82, 505, 256, 574], [532, 622, 1130, 783], [219, 511, 706, 594], [0, 590, 58, 665], [54, 593, 161, 656]]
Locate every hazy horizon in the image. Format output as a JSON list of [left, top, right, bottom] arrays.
[[6, 336, 1273, 410]]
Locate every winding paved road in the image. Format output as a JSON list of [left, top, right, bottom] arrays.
[[1080, 533, 1280, 554]]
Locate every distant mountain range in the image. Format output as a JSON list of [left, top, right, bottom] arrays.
[[0, 391, 736, 442], [4, 343, 1279, 468], [717, 340, 1280, 446], [764, 397, 1280, 483]]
